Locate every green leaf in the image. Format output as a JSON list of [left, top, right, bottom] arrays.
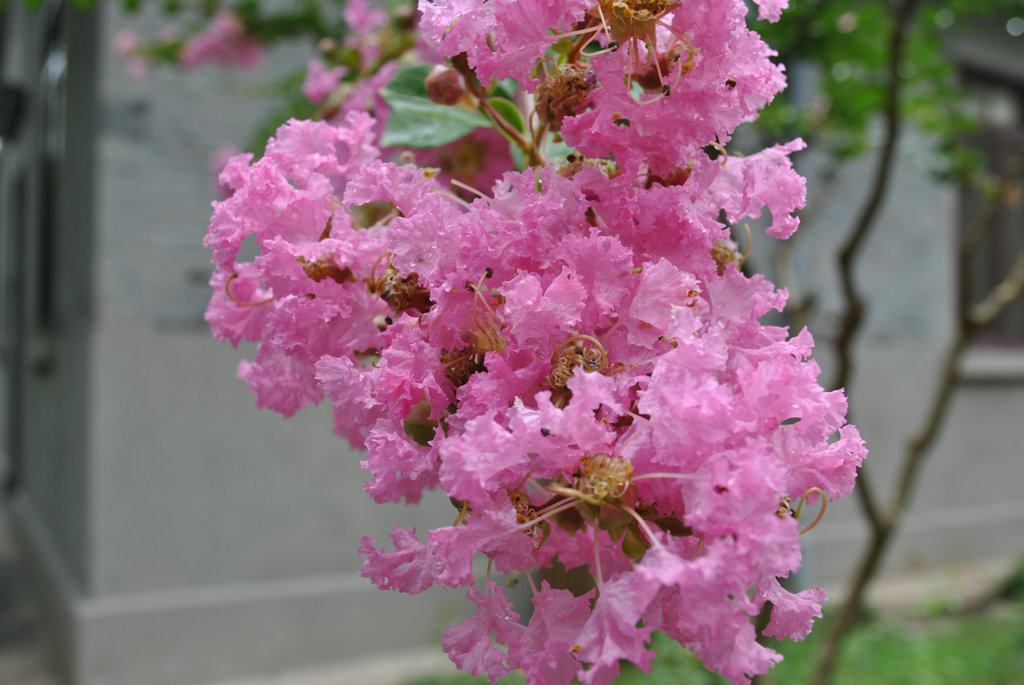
[[486, 78, 519, 101], [488, 97, 525, 135], [379, 64, 491, 149]]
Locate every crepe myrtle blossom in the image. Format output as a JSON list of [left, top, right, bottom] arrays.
[[422, 0, 788, 174], [179, 10, 263, 69], [302, 60, 348, 105], [204, 0, 863, 683], [113, 29, 149, 80]]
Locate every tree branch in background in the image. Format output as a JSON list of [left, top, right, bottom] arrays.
[[968, 252, 1024, 328], [808, 3, 920, 674], [831, 0, 919, 395], [811, 141, 1024, 685], [828, 0, 923, 549]]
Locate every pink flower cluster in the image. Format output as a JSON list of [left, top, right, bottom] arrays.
[[113, 29, 149, 80], [205, 1, 864, 683], [179, 10, 263, 69], [300, 0, 391, 106]]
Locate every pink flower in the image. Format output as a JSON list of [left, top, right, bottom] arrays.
[[208, 146, 247, 198], [179, 11, 264, 69], [442, 584, 526, 679], [575, 574, 655, 684], [301, 60, 347, 104], [112, 29, 149, 80], [203, 1, 865, 681], [753, 0, 791, 22], [513, 583, 593, 684], [359, 527, 441, 594], [343, 0, 390, 66], [714, 139, 808, 239], [756, 576, 826, 641], [205, 264, 271, 347], [418, 0, 591, 85], [560, 3, 787, 175], [113, 28, 139, 56]]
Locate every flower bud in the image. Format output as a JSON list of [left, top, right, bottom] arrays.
[[317, 37, 338, 54], [425, 65, 466, 106]]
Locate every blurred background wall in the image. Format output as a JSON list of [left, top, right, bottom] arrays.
[[1, 2, 466, 683], [0, 1, 1022, 684]]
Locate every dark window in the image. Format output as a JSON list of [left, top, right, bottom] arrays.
[[959, 66, 1024, 346]]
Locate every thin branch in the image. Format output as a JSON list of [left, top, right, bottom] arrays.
[[830, 0, 917, 396], [808, 2, 920, 683], [827, 0, 922, 545], [451, 55, 540, 167], [960, 150, 1024, 256], [968, 249, 1024, 330], [892, 331, 966, 518], [811, 141, 1024, 685], [852, 450, 885, 535]]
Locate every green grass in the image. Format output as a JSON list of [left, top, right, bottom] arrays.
[[405, 602, 1024, 685]]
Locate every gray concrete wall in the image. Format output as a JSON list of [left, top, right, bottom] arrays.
[[7, 4, 472, 684], [2, 2, 101, 679]]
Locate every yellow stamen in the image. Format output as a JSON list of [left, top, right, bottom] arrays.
[[224, 274, 274, 307], [795, 487, 828, 534]]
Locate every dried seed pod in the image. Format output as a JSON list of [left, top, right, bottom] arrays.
[[368, 256, 433, 315], [547, 335, 609, 391], [535, 64, 597, 131], [441, 347, 486, 387], [297, 256, 355, 285]]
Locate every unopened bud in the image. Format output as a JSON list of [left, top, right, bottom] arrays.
[[392, 4, 417, 30], [425, 65, 465, 106], [317, 37, 339, 55]]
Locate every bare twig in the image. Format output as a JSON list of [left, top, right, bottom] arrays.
[[451, 55, 540, 167], [820, 238, 1024, 685], [830, 0, 916, 398], [968, 251, 1024, 329], [808, 2, 918, 681], [829, 0, 922, 548], [883, 224, 1023, 534], [961, 151, 1024, 257], [811, 142, 1024, 685]]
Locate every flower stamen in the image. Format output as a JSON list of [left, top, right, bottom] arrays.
[[622, 504, 663, 549], [224, 273, 274, 307], [452, 498, 471, 526], [796, 487, 828, 534]]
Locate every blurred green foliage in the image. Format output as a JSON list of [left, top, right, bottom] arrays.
[[11, 0, 1016, 180], [752, 0, 1023, 179]]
